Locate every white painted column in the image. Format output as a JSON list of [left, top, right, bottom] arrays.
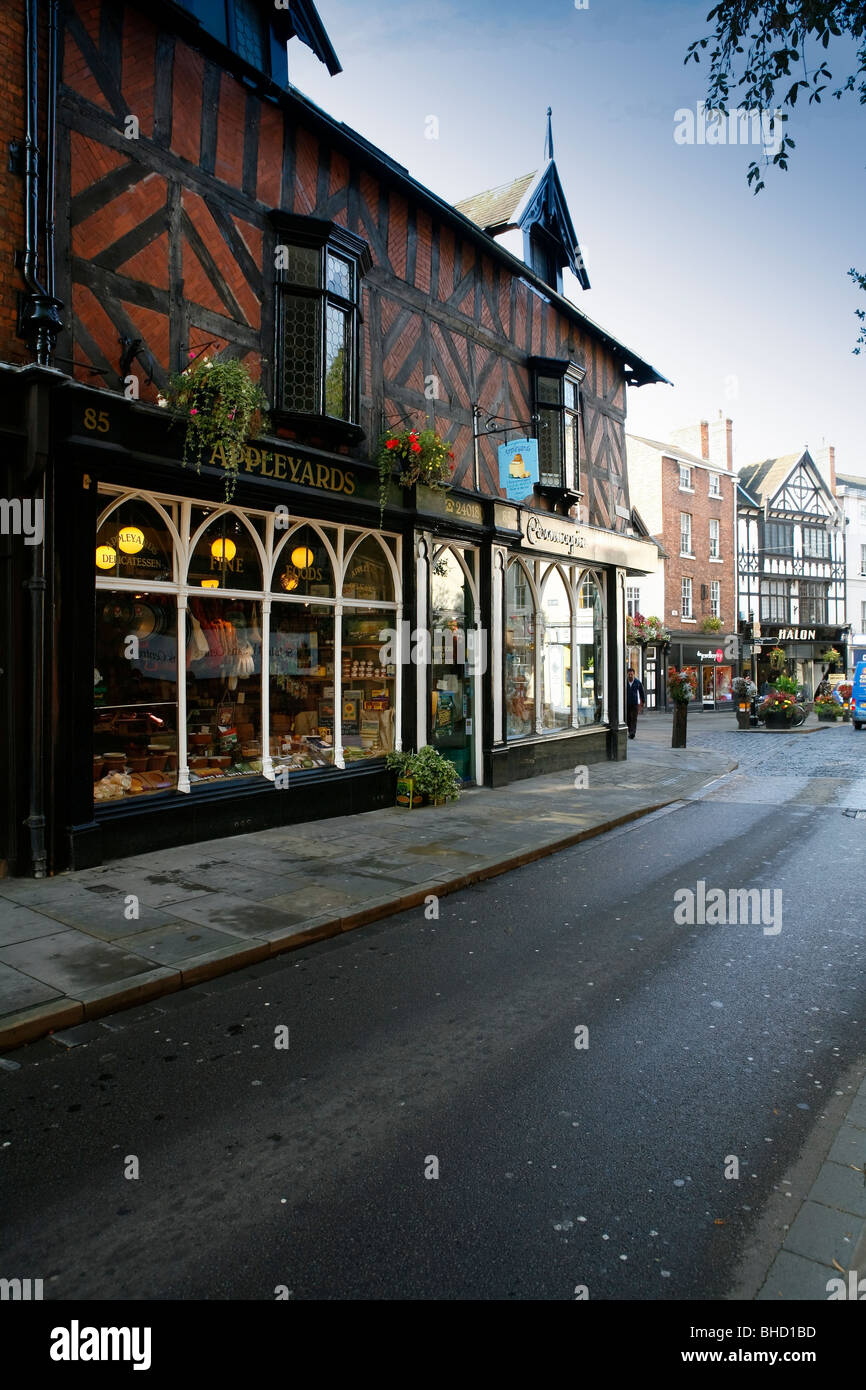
[[177, 592, 191, 793], [491, 547, 504, 743], [416, 534, 429, 752], [260, 596, 274, 781]]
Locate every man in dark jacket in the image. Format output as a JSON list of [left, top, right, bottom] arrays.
[[626, 667, 645, 739]]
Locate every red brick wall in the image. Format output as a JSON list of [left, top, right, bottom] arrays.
[[0, 1, 32, 365], [660, 455, 736, 631]]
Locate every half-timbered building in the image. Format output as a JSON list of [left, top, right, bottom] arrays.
[[1, 0, 664, 877], [737, 450, 849, 693]]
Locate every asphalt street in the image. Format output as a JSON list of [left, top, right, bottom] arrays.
[[2, 725, 865, 1301]]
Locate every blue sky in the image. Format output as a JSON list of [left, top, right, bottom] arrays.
[[290, 0, 866, 477]]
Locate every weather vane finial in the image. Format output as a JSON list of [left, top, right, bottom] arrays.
[[544, 106, 554, 161]]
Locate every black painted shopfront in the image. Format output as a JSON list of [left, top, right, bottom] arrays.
[[2, 376, 658, 876]]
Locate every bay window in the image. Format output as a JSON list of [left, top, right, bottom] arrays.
[[530, 357, 585, 493]]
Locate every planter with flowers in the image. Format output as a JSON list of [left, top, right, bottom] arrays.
[[163, 353, 269, 502], [838, 682, 853, 720], [377, 428, 454, 525], [732, 676, 757, 728], [668, 668, 694, 747], [699, 616, 723, 633], [759, 689, 797, 727], [820, 647, 842, 670], [814, 695, 841, 721]]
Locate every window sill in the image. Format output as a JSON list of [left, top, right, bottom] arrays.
[[680, 618, 697, 624], [679, 486, 694, 494], [272, 411, 366, 449], [709, 556, 723, 563], [680, 551, 695, 559]]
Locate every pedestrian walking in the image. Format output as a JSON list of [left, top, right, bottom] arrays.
[[626, 666, 645, 740]]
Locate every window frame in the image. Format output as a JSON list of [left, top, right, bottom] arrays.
[[760, 579, 790, 624], [764, 521, 794, 556], [679, 464, 693, 492], [271, 214, 372, 441], [680, 511, 693, 556], [529, 356, 585, 496], [681, 575, 693, 619], [709, 517, 720, 559], [799, 581, 828, 625], [708, 472, 721, 498], [710, 579, 720, 619], [802, 525, 831, 560]]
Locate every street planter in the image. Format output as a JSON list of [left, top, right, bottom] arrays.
[[764, 711, 794, 729], [672, 702, 688, 747]]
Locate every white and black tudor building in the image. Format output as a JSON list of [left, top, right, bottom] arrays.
[[737, 450, 850, 692]]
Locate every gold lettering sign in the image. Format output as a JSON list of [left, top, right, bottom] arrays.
[[210, 446, 356, 495]]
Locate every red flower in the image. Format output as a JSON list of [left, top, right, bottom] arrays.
[[386, 438, 399, 450], [449, 463, 455, 472], [411, 442, 422, 453], [448, 450, 454, 459]]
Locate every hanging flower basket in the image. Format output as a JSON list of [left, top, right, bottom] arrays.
[[820, 647, 841, 668], [163, 353, 269, 502], [767, 646, 786, 671], [377, 428, 454, 526], [627, 612, 671, 646]]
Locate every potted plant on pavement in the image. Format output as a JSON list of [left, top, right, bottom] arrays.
[[759, 689, 797, 728], [814, 694, 841, 721], [386, 745, 462, 806], [732, 676, 756, 729], [668, 668, 693, 747], [838, 681, 853, 721]]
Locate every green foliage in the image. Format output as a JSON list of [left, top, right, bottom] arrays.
[[685, 2, 866, 347], [773, 673, 799, 694], [699, 616, 724, 632], [386, 745, 462, 801], [165, 354, 269, 501]]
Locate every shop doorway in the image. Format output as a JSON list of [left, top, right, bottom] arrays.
[[431, 545, 479, 783]]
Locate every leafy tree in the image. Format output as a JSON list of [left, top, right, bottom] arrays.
[[686, 2, 866, 350]]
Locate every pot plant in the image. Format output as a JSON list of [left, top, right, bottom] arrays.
[[164, 352, 269, 502], [668, 668, 694, 747], [838, 682, 853, 721], [377, 427, 455, 526], [814, 695, 841, 721], [699, 616, 723, 633], [820, 647, 842, 670], [386, 746, 463, 806]]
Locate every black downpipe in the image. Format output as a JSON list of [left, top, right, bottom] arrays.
[[22, 0, 63, 365]]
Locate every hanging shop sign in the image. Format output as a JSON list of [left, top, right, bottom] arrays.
[[498, 438, 539, 502]]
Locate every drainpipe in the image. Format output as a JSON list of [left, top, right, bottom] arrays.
[[22, 0, 63, 364]]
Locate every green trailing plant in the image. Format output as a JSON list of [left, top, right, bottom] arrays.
[[821, 647, 842, 667], [164, 353, 269, 502], [377, 427, 454, 526], [767, 646, 787, 671], [386, 745, 462, 802], [699, 616, 723, 632], [773, 674, 799, 695]]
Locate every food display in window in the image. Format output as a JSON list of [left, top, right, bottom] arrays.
[[186, 598, 263, 781]]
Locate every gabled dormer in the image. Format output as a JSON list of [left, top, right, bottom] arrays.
[[454, 109, 589, 295], [175, 0, 342, 85]]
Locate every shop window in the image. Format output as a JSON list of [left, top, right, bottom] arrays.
[[186, 597, 263, 783], [95, 499, 176, 583], [343, 534, 394, 602], [505, 560, 536, 740], [94, 592, 179, 802], [540, 566, 572, 733], [188, 510, 263, 591], [270, 606, 335, 769], [530, 357, 584, 493], [273, 215, 372, 434], [576, 572, 604, 726], [341, 608, 396, 762], [273, 525, 335, 597]]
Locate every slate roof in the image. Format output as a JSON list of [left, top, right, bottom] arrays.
[[627, 434, 727, 471], [454, 171, 538, 233], [836, 472, 866, 491], [737, 454, 803, 504]]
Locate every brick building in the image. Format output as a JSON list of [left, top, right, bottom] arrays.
[[1, 0, 664, 877], [627, 417, 737, 707]]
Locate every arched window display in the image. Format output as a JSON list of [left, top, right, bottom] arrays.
[[186, 597, 263, 782], [576, 571, 604, 726], [188, 509, 264, 590], [94, 591, 179, 800], [95, 498, 177, 583], [341, 535, 398, 761], [505, 560, 535, 739], [272, 524, 335, 597], [431, 546, 476, 782], [540, 566, 572, 733], [93, 487, 402, 803]]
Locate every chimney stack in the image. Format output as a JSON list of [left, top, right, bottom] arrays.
[[700, 420, 709, 461]]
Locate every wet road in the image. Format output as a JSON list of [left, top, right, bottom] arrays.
[[2, 728, 865, 1300]]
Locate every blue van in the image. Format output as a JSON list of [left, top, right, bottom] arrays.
[[853, 660, 866, 730]]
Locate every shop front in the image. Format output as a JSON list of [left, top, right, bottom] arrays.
[[667, 638, 736, 709], [750, 626, 850, 696]]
